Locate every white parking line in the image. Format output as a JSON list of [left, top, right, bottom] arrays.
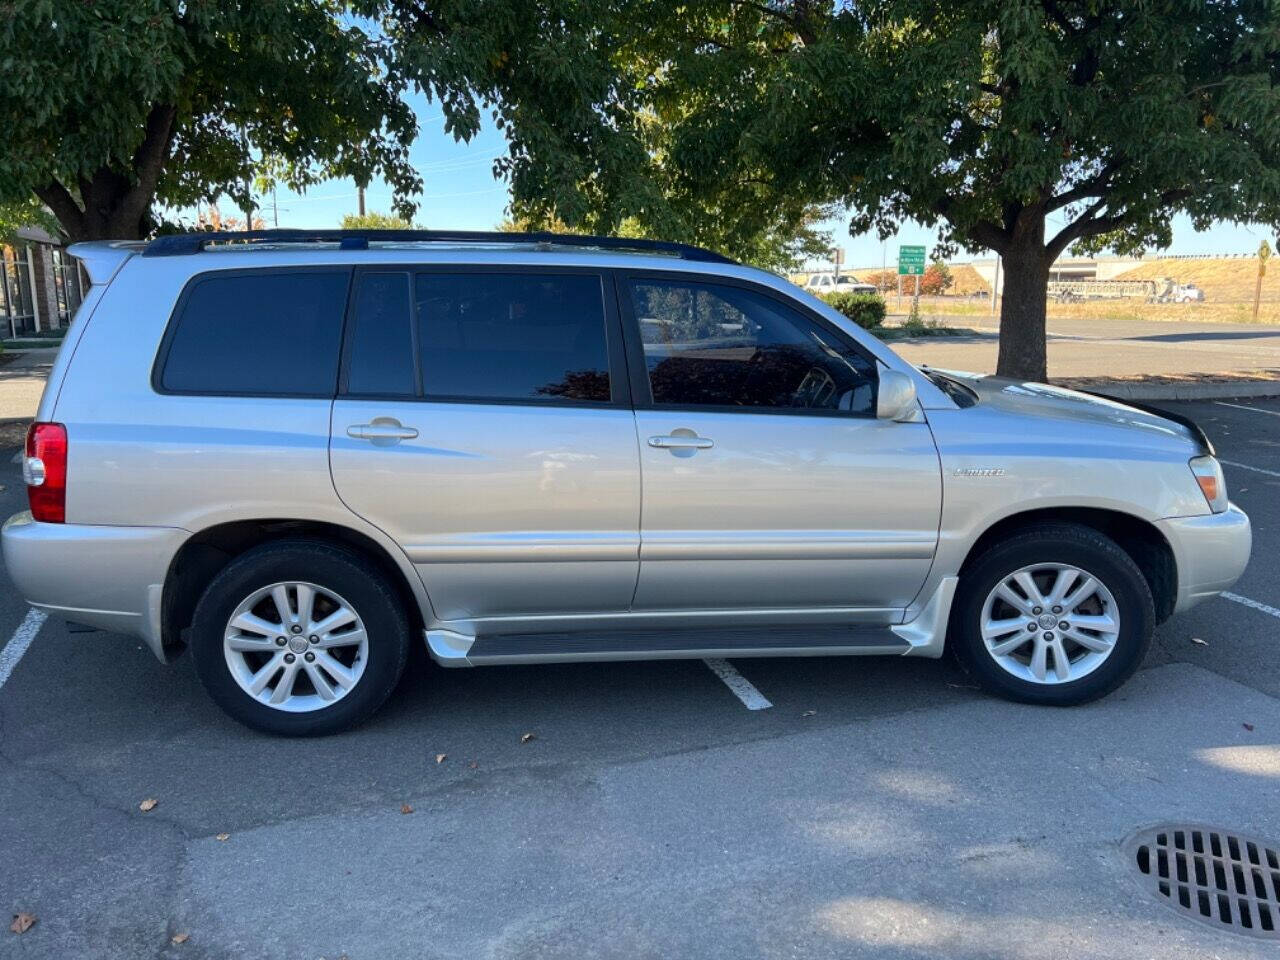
[[703, 658, 773, 711], [1222, 592, 1280, 621], [0, 608, 48, 690], [1220, 459, 1280, 478], [1215, 401, 1280, 418]]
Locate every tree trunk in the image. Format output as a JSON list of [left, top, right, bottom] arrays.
[[38, 172, 154, 244], [996, 209, 1052, 382], [36, 103, 177, 244]]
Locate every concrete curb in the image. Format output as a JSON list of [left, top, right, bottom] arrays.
[[1053, 379, 1280, 401]]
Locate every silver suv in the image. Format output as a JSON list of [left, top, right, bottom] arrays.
[[2, 230, 1251, 735]]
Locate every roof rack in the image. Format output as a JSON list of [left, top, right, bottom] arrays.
[[141, 228, 736, 264]]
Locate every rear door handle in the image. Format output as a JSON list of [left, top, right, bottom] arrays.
[[347, 420, 419, 442], [648, 435, 714, 450]]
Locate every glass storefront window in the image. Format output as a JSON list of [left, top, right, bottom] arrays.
[[52, 248, 84, 324], [0, 244, 38, 337]]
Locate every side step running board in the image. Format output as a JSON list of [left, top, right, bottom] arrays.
[[425, 577, 958, 667], [426, 624, 911, 667]]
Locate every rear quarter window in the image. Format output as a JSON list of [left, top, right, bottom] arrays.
[[157, 270, 350, 396]]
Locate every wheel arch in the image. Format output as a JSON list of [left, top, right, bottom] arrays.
[[161, 519, 429, 655], [959, 507, 1177, 623]]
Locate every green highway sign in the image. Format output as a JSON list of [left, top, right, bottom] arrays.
[[897, 245, 927, 276]]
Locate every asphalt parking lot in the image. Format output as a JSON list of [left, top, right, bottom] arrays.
[[1, 397, 1279, 959]]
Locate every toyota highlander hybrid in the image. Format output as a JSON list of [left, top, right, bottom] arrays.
[[2, 230, 1251, 735]]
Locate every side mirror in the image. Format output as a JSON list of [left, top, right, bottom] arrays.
[[877, 370, 918, 421]]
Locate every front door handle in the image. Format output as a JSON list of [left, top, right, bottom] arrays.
[[347, 419, 419, 443], [648, 434, 714, 450]]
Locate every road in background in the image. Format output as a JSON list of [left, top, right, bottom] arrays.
[[0, 397, 1278, 958], [891, 315, 1280, 380]]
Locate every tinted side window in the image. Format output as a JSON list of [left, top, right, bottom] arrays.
[[415, 273, 611, 403], [630, 279, 877, 414], [160, 271, 348, 395], [347, 272, 416, 396]]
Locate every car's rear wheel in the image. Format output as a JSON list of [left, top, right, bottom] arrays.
[[950, 523, 1154, 705], [190, 540, 410, 736]]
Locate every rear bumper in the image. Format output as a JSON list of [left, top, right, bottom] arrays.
[[2, 511, 187, 659], [1157, 503, 1252, 614]]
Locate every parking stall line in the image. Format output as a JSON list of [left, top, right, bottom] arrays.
[[1220, 459, 1280, 479], [1214, 401, 1280, 418], [0, 608, 48, 690], [1222, 592, 1280, 621], [703, 658, 773, 711]]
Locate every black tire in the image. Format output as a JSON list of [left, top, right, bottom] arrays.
[[190, 539, 411, 736], [949, 523, 1154, 706]]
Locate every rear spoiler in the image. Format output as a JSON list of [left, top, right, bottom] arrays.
[[65, 241, 146, 286], [1083, 391, 1215, 456]]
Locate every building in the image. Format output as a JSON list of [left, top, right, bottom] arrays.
[[0, 225, 88, 339]]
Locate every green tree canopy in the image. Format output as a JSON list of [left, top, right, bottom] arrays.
[[0, 1, 422, 242], [0, 200, 58, 246], [496, 210, 832, 273], [380, 0, 1280, 379], [341, 212, 417, 230], [375, 0, 835, 272]]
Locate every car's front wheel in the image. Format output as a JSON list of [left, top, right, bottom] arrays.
[[950, 523, 1154, 705], [190, 540, 410, 736]]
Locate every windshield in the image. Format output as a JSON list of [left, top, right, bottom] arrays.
[[920, 368, 978, 407]]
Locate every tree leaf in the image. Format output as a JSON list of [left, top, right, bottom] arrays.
[[9, 913, 36, 935]]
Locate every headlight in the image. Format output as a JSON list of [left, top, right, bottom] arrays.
[[1189, 455, 1227, 514]]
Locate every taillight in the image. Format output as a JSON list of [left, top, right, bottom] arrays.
[[24, 422, 67, 523]]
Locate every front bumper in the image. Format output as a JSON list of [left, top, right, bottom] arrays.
[[1157, 503, 1252, 614], [2, 511, 188, 659]]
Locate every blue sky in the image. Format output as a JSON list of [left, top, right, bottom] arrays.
[[242, 93, 1278, 269]]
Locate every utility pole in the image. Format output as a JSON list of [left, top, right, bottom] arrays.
[[272, 186, 279, 228], [991, 256, 1001, 319], [241, 131, 254, 232], [358, 184, 366, 218], [1254, 240, 1271, 322]]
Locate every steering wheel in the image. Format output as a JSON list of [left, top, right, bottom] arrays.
[[792, 366, 837, 408]]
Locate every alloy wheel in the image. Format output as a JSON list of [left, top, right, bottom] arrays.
[[979, 562, 1121, 685], [223, 581, 369, 712]]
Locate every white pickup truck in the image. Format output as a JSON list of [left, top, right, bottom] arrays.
[[804, 272, 878, 295]]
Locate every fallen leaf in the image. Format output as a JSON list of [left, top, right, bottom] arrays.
[[215, 833, 230, 842], [1190, 637, 1208, 646], [139, 797, 158, 812], [171, 932, 189, 945], [800, 710, 817, 718], [9, 913, 36, 935], [400, 804, 414, 815], [435, 753, 446, 764], [1243, 722, 1255, 732], [520, 732, 536, 744]]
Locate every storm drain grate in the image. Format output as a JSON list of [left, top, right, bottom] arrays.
[[1126, 824, 1280, 939]]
